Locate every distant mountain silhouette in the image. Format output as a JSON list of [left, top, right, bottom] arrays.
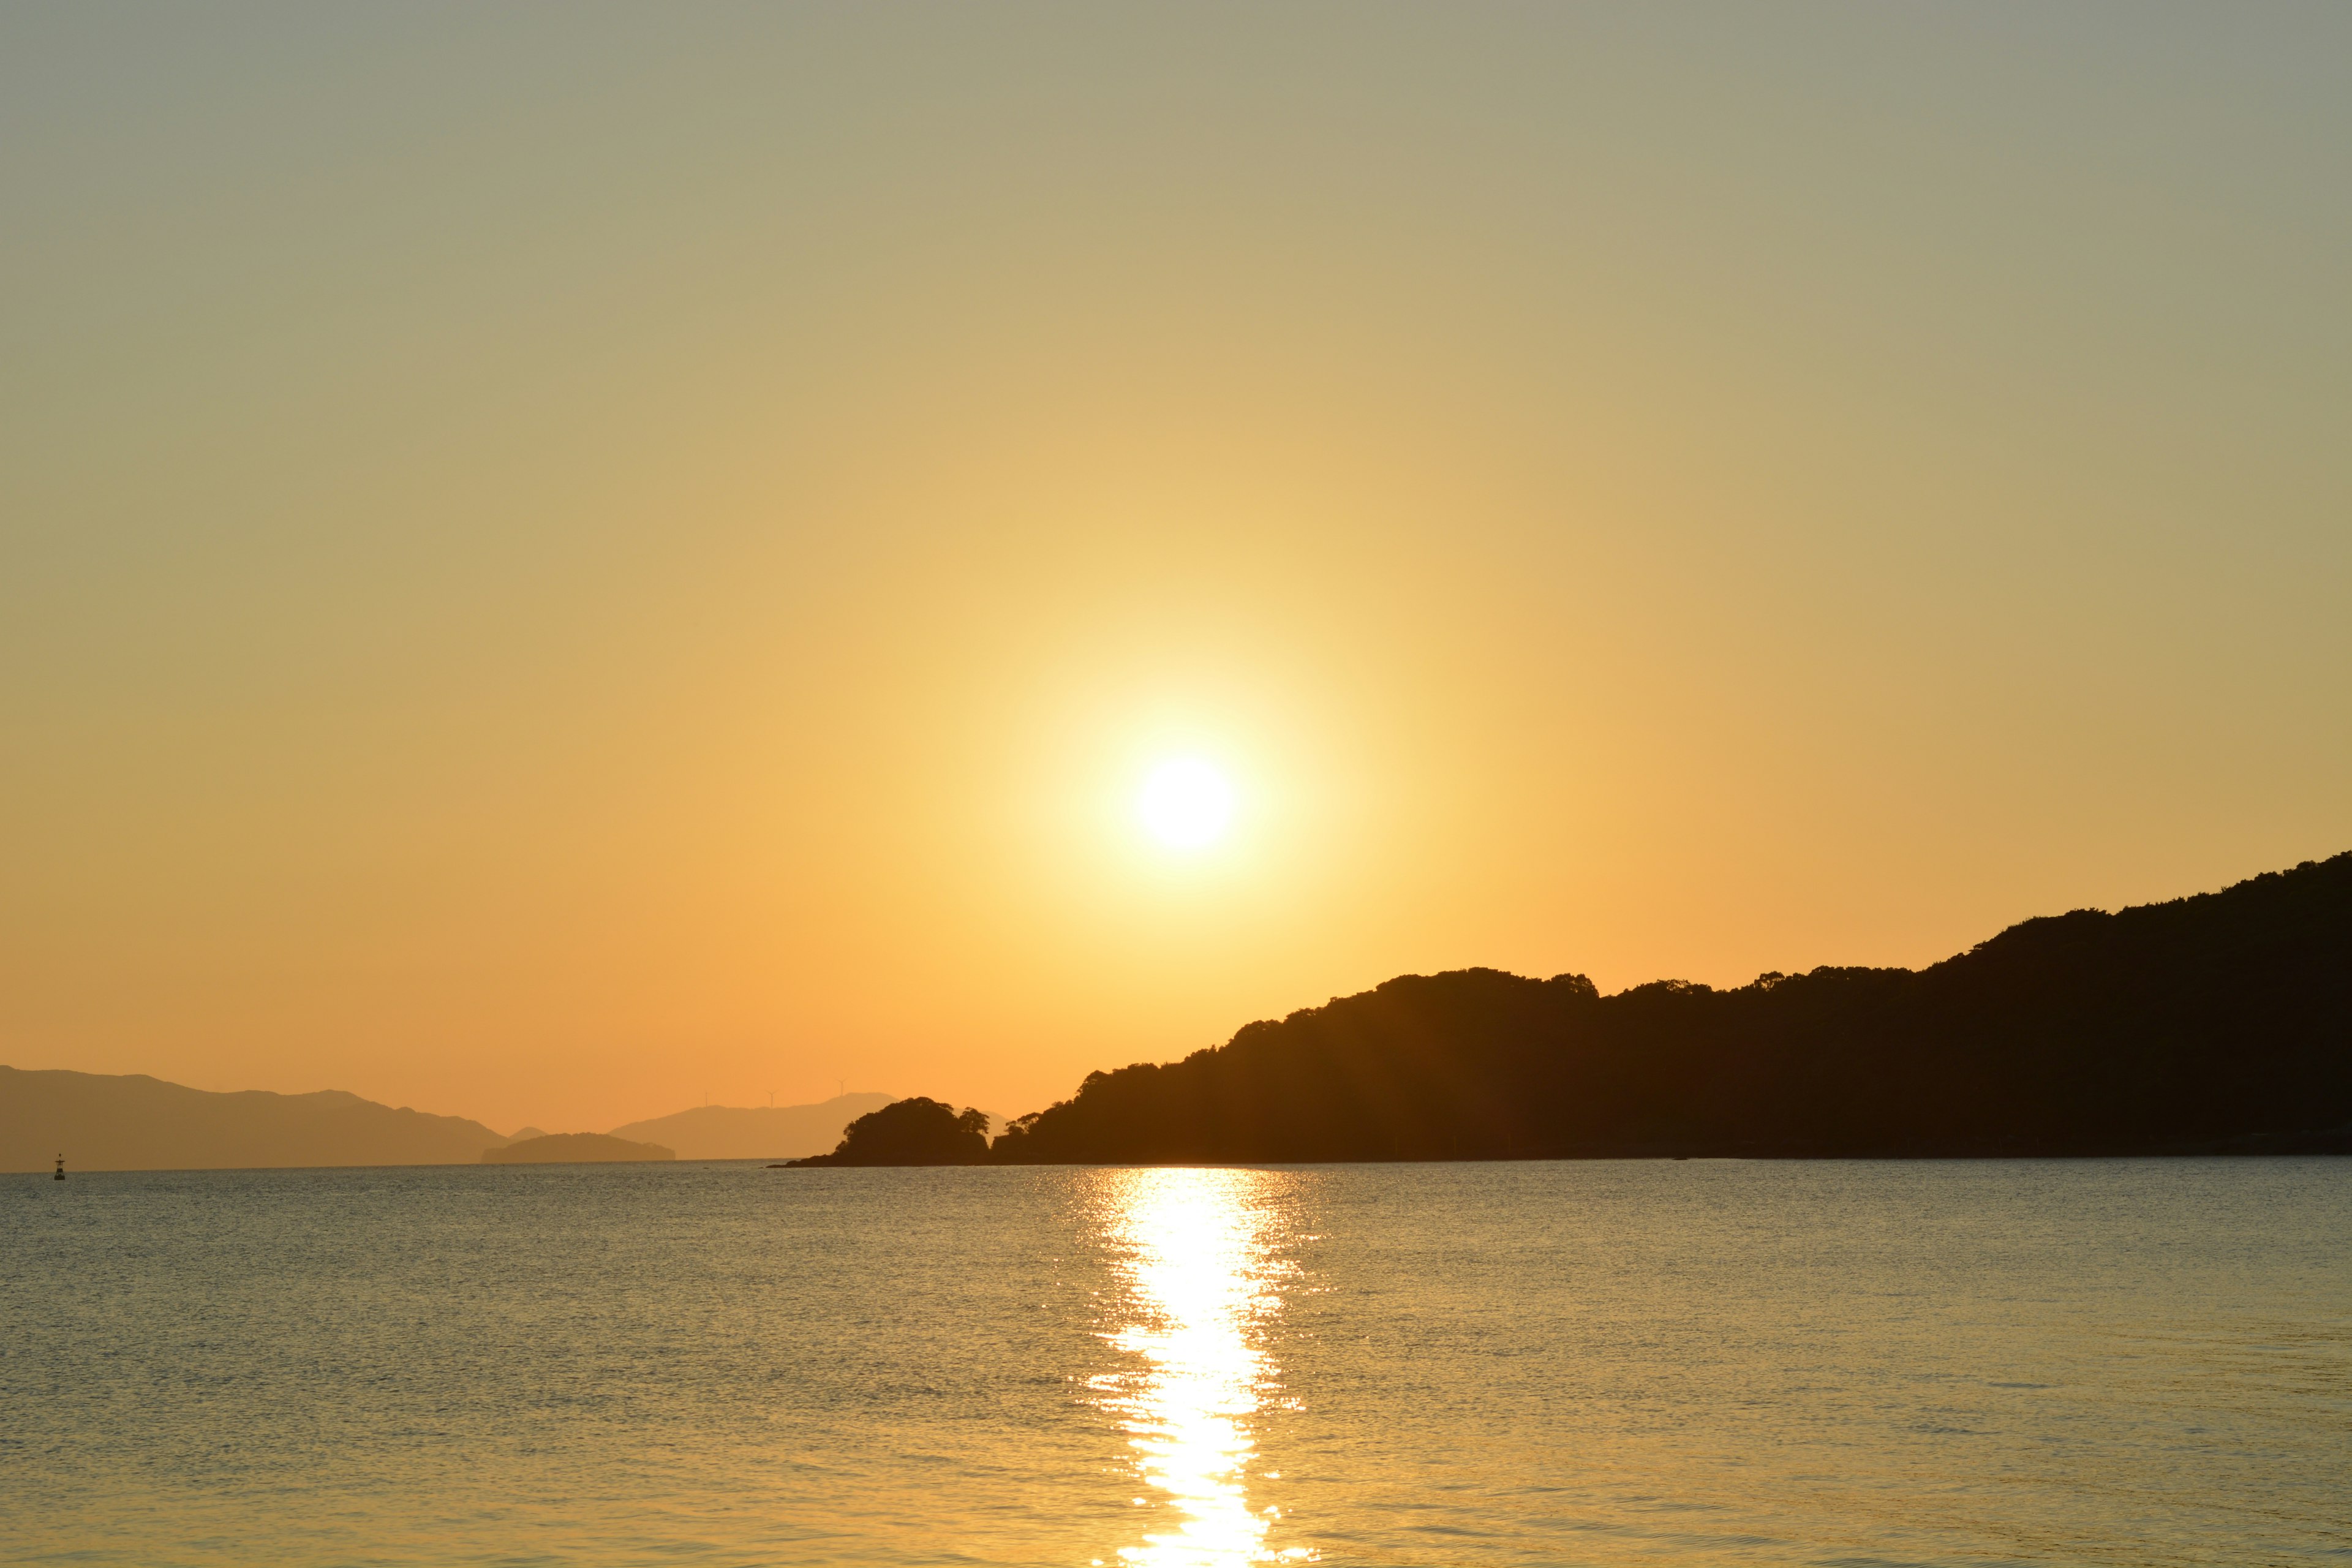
[[483, 1132, 674, 1164], [787, 1097, 991, 1166], [4, 1069, 891, 1175], [991, 853, 2352, 1163], [0, 1068, 509, 1174], [608, 1095, 894, 1160]]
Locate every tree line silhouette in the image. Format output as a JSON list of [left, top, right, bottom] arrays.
[[788, 852, 2352, 1166], [785, 1096, 992, 1166]]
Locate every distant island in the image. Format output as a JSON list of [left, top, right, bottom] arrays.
[[4, 1074, 888, 1175], [483, 1133, 675, 1164], [786, 851, 2352, 1167], [609, 1095, 895, 1161], [0, 1071, 511, 1174]]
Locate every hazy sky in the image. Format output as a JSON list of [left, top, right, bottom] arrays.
[[5, 4, 2346, 1136]]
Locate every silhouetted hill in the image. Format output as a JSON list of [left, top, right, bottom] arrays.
[[609, 1095, 894, 1160], [483, 1132, 674, 1164], [1, 1068, 509, 1173], [991, 853, 2352, 1163], [787, 1097, 991, 1166]]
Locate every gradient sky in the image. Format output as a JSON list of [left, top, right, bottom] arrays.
[[4, 4, 2347, 1136]]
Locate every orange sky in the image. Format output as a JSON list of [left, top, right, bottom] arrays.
[[4, 7, 2347, 1134]]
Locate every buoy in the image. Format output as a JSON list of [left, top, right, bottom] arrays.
[[53, 1153, 66, 1182]]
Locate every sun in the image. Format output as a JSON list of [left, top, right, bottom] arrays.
[[1137, 757, 1235, 850]]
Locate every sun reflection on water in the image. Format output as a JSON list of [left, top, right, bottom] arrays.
[[1088, 1168, 1313, 1568]]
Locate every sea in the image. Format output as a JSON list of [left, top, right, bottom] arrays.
[[6, 1159, 2348, 1566]]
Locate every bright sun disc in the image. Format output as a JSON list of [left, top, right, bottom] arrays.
[[1138, 758, 1234, 850]]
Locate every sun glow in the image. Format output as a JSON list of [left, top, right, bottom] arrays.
[[1137, 758, 1235, 851]]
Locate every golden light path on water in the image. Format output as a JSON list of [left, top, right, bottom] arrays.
[[1088, 1169, 1314, 1568]]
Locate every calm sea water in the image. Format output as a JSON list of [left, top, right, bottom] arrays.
[[6, 1160, 2348, 1566]]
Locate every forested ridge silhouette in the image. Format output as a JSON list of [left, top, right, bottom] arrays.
[[984, 853, 2352, 1162]]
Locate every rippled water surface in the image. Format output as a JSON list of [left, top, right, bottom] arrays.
[[7, 1160, 2349, 1565]]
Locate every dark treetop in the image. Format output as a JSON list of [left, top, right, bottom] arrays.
[[984, 851, 2352, 1163], [788, 1097, 992, 1166]]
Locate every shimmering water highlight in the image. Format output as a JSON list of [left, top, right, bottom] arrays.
[[6, 1159, 2348, 1565]]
